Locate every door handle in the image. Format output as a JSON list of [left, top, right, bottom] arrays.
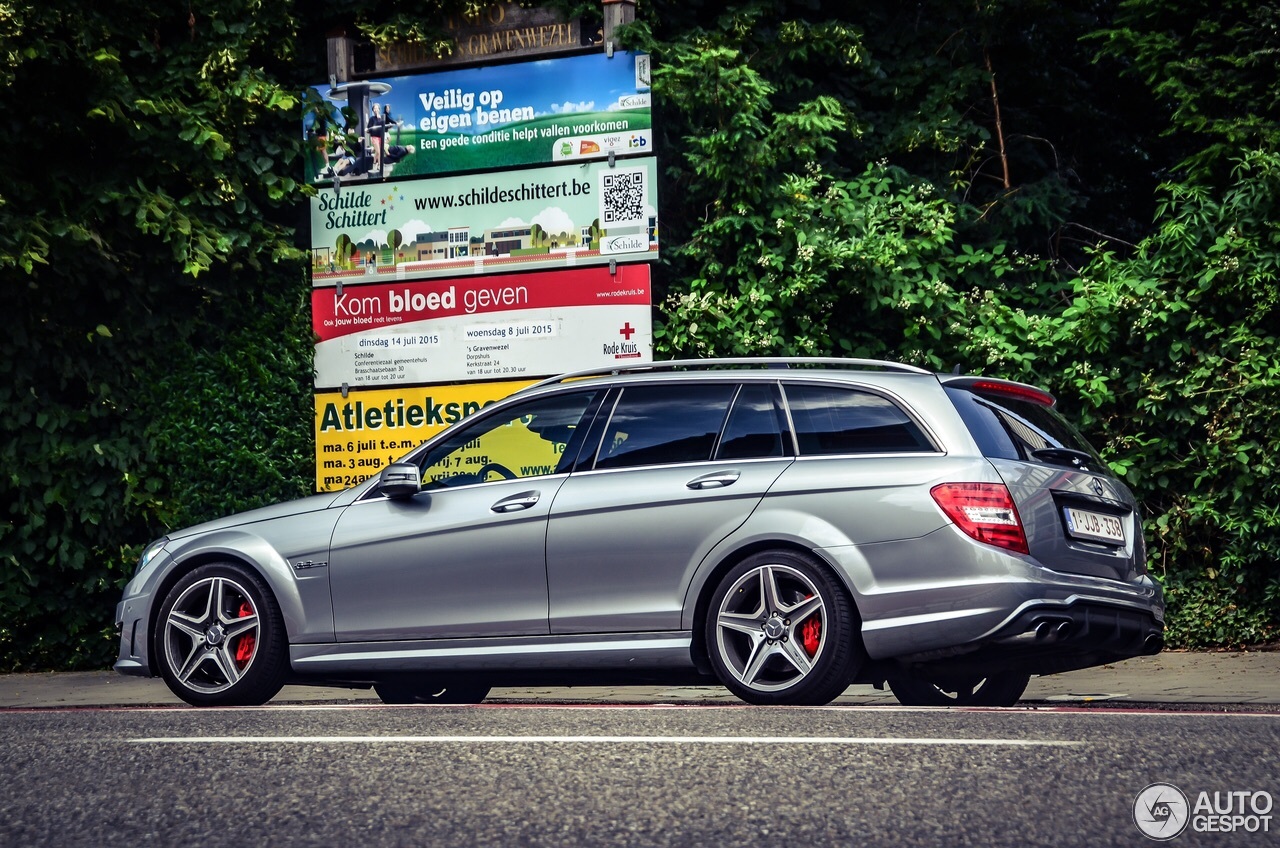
[[490, 491, 541, 513], [686, 471, 741, 490]]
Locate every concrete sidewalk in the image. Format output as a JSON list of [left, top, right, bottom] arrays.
[[2, 650, 1278, 708]]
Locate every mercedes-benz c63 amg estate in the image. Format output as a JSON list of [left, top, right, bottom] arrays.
[[115, 359, 1164, 707]]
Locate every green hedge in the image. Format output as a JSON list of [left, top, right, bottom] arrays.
[[2, 0, 1276, 669]]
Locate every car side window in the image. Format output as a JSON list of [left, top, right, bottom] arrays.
[[594, 383, 737, 470], [417, 390, 601, 489], [784, 383, 933, 455], [716, 383, 791, 460]]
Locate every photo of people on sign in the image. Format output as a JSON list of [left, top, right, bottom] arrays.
[[303, 50, 651, 184], [308, 157, 658, 285]]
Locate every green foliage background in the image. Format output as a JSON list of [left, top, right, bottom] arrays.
[[1, 0, 1276, 668]]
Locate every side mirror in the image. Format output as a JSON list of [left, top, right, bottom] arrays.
[[378, 462, 422, 499]]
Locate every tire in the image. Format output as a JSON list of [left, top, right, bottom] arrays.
[[373, 678, 492, 705], [705, 550, 863, 706], [887, 672, 1030, 707], [155, 563, 288, 707]]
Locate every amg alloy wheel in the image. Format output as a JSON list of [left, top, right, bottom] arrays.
[[155, 564, 287, 706], [706, 550, 862, 706]]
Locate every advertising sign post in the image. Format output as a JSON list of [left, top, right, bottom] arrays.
[[314, 380, 536, 491], [307, 34, 657, 492], [313, 264, 651, 388], [309, 156, 658, 286], [306, 51, 651, 185]]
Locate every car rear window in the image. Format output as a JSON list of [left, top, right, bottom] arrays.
[[784, 384, 934, 455], [945, 385, 1104, 465]]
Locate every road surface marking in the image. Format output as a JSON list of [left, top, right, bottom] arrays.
[[129, 734, 1083, 746]]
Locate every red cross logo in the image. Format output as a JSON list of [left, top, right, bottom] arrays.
[[619, 322, 636, 340]]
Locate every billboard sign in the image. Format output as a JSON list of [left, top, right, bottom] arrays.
[[313, 264, 651, 388], [314, 380, 534, 492], [304, 50, 651, 184], [309, 156, 658, 285]]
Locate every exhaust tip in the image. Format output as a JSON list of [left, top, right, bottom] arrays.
[[1143, 633, 1164, 655], [1032, 619, 1072, 642]]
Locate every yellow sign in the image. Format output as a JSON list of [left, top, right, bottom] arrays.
[[314, 380, 535, 491]]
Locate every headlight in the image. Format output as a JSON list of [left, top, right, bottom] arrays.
[[136, 537, 169, 575]]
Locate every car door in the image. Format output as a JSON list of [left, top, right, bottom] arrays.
[[546, 381, 794, 633], [328, 389, 603, 641]]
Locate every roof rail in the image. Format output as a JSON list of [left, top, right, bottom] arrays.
[[522, 357, 931, 392]]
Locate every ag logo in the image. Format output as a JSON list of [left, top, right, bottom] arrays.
[[1134, 783, 1190, 841]]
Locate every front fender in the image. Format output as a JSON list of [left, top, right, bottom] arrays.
[[160, 528, 334, 645], [154, 499, 345, 648]]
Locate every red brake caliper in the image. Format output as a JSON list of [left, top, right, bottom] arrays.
[[801, 595, 821, 657], [234, 601, 256, 668]]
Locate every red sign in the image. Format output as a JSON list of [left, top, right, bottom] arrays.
[[312, 264, 653, 388], [313, 264, 650, 341]]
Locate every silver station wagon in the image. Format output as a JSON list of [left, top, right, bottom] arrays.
[[115, 359, 1164, 707]]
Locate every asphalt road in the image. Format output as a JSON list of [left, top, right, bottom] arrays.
[[2, 703, 1276, 847]]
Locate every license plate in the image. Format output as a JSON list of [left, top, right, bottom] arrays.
[[1064, 506, 1126, 544]]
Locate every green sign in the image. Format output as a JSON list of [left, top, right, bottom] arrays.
[[305, 51, 651, 183]]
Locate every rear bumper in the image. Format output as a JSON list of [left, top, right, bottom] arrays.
[[822, 524, 1165, 676], [891, 600, 1163, 679]]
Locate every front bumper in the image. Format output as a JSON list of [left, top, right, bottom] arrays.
[[114, 594, 155, 678]]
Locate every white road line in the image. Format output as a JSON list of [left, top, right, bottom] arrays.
[[129, 735, 1083, 746]]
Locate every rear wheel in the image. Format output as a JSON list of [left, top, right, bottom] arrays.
[[705, 550, 862, 706], [888, 672, 1030, 707], [155, 563, 288, 706], [373, 678, 492, 705]]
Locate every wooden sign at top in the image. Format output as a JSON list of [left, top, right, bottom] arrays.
[[369, 3, 596, 73]]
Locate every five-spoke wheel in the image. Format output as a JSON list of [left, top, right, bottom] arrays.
[[887, 672, 1030, 707], [706, 550, 861, 705], [155, 564, 287, 706]]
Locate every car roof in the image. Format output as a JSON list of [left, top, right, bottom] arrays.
[[519, 357, 935, 395]]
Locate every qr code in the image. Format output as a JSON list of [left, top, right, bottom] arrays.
[[600, 168, 647, 227]]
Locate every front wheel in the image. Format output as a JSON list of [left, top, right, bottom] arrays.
[[155, 563, 288, 706], [705, 550, 863, 706], [887, 672, 1030, 707]]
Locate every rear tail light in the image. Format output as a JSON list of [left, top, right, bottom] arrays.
[[931, 483, 1029, 555]]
